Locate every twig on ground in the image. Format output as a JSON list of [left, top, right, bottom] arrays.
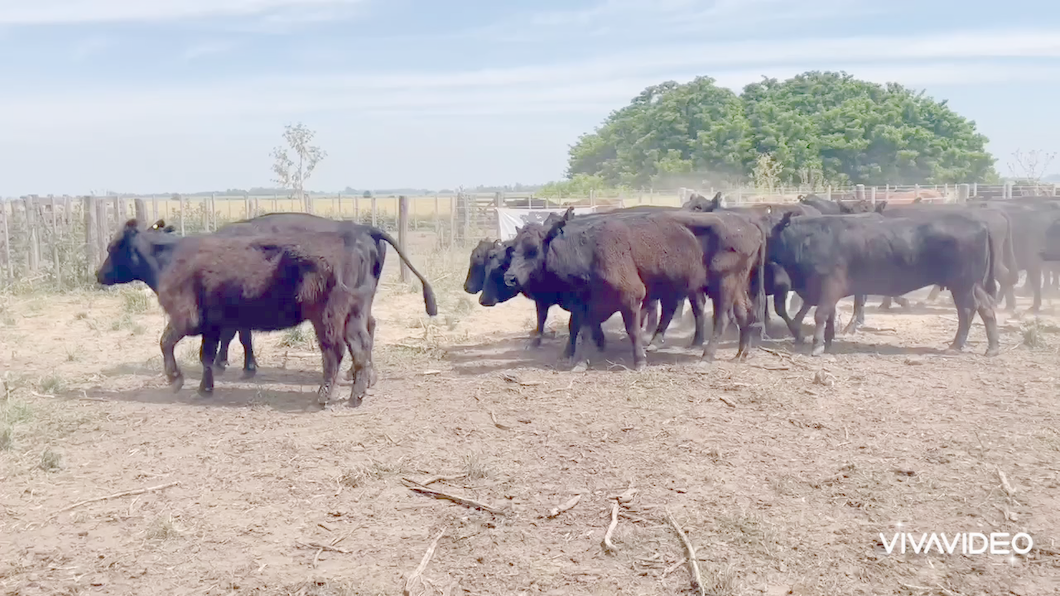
[[898, 582, 932, 591], [403, 528, 446, 596], [52, 482, 180, 518], [295, 541, 351, 554], [312, 547, 323, 568], [662, 557, 688, 577], [602, 502, 620, 553], [490, 411, 513, 431], [413, 474, 467, 487], [611, 488, 638, 504], [665, 508, 705, 596], [402, 479, 504, 515], [749, 364, 790, 371], [547, 494, 582, 519], [996, 466, 1017, 496], [718, 396, 737, 408]]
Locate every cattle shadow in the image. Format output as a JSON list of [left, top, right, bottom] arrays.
[[86, 366, 355, 413]]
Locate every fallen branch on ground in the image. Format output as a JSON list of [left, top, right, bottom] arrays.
[[295, 541, 351, 554], [602, 502, 620, 553], [490, 411, 513, 430], [412, 474, 467, 487], [547, 494, 582, 519], [404, 528, 446, 596], [996, 466, 1017, 496], [402, 479, 504, 515], [665, 508, 705, 596], [52, 482, 180, 518], [718, 396, 737, 408]]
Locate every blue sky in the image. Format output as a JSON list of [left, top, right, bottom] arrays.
[[1, 0, 1059, 195]]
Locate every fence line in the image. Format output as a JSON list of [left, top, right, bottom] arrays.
[[1, 183, 1057, 289]]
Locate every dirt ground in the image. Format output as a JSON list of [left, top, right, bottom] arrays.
[[1, 234, 1059, 596]]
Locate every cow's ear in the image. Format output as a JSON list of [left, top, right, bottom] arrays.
[[875, 201, 887, 212], [710, 194, 722, 209], [163, 225, 176, 233], [562, 206, 575, 222], [492, 239, 502, 247], [779, 211, 794, 228], [150, 219, 166, 230], [712, 191, 722, 201], [765, 205, 773, 214]]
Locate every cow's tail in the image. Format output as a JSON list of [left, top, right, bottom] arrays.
[[984, 227, 998, 305], [754, 221, 768, 330], [369, 228, 439, 316]]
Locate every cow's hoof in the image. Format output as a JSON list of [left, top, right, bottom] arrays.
[[241, 369, 257, 380], [367, 367, 379, 388], [197, 384, 213, 396], [943, 347, 962, 356], [571, 361, 589, 373], [167, 374, 183, 392], [810, 345, 825, 357], [645, 343, 660, 353], [633, 360, 647, 371], [984, 346, 1000, 357], [212, 362, 227, 375]]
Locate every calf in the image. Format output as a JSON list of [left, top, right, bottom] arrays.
[[504, 209, 708, 371], [98, 220, 377, 406], [768, 212, 999, 356]]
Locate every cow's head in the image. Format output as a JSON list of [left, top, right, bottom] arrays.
[[464, 238, 501, 294], [503, 221, 551, 289], [95, 219, 176, 292], [874, 200, 888, 213], [838, 199, 875, 214], [479, 243, 521, 306], [150, 219, 176, 233], [683, 191, 722, 212]]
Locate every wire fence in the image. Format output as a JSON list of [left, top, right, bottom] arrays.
[[0, 182, 1056, 292]]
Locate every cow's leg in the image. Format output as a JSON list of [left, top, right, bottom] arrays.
[[946, 288, 975, 354], [621, 303, 647, 371], [688, 291, 706, 347], [527, 301, 551, 349], [1029, 264, 1043, 313], [702, 289, 731, 362], [731, 285, 754, 361], [561, 307, 583, 361], [974, 285, 1000, 357], [364, 315, 378, 388], [843, 294, 866, 335], [1004, 282, 1019, 311], [878, 296, 893, 310], [311, 316, 344, 408], [810, 301, 836, 357], [160, 322, 186, 392], [344, 313, 372, 407], [214, 327, 237, 373], [640, 300, 658, 343], [239, 329, 257, 379], [824, 312, 836, 348], [894, 295, 912, 309], [646, 297, 679, 352], [569, 304, 596, 373], [772, 288, 793, 331], [198, 327, 221, 396], [786, 298, 813, 343], [924, 285, 942, 304]]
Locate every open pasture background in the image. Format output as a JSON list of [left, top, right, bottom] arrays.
[[0, 181, 1058, 595]]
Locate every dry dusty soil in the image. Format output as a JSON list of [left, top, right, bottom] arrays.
[[1, 236, 1059, 596]]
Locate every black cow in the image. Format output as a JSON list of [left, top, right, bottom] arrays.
[[504, 209, 709, 371], [970, 200, 1060, 312], [768, 212, 999, 356]]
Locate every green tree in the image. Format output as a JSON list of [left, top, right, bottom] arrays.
[[564, 70, 997, 188]]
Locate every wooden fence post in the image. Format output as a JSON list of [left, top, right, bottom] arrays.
[[433, 194, 441, 247], [0, 200, 11, 282], [25, 197, 41, 273], [870, 186, 877, 207], [398, 196, 410, 283], [449, 195, 457, 249], [84, 196, 98, 271], [371, 195, 378, 228], [957, 183, 970, 203], [855, 184, 866, 202], [50, 195, 61, 289], [179, 194, 186, 236], [134, 198, 147, 222]]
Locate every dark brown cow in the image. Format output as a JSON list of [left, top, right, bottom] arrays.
[[504, 208, 709, 371], [97, 220, 394, 407]]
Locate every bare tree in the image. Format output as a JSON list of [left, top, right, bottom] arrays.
[[270, 123, 327, 212], [1007, 148, 1056, 195]]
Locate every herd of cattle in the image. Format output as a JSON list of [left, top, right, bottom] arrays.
[[92, 192, 1060, 408]]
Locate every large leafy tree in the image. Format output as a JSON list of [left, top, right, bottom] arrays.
[[566, 71, 997, 187]]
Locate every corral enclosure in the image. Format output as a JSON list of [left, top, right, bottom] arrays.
[[1, 186, 1059, 596]]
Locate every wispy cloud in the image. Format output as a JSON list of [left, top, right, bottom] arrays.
[[0, 0, 366, 25], [71, 36, 112, 62], [181, 40, 236, 61]]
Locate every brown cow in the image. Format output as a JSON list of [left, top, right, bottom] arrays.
[[99, 220, 378, 407]]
